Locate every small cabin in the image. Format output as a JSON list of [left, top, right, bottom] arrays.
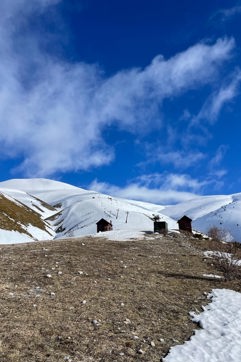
[[154, 221, 168, 234], [177, 215, 192, 232], [96, 218, 113, 233]]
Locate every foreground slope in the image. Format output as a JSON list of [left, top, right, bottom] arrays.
[[0, 232, 240, 361]]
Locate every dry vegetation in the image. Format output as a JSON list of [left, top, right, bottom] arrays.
[[0, 193, 51, 236], [0, 232, 240, 362]]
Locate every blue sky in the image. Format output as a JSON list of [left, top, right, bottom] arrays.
[[1, 0, 241, 204]]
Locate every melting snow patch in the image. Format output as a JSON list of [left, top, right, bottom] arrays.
[[163, 289, 241, 362], [202, 274, 223, 279], [204, 251, 241, 266], [93, 229, 146, 241]]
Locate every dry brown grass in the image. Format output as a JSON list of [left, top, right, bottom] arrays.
[[0, 193, 51, 236], [0, 233, 240, 362]]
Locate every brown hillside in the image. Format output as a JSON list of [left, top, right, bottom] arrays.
[[0, 233, 240, 361], [0, 193, 52, 236]]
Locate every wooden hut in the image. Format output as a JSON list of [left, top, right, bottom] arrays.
[[154, 221, 168, 234], [96, 218, 113, 233], [177, 215, 192, 232]]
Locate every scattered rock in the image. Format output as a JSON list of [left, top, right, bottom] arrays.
[[137, 348, 145, 354], [92, 319, 101, 328], [124, 318, 131, 325]]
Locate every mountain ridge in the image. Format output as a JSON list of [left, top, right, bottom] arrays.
[[0, 178, 240, 243]]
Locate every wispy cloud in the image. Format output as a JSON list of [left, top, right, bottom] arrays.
[[209, 145, 228, 168], [192, 71, 241, 125], [155, 150, 206, 169], [89, 172, 210, 204], [216, 5, 241, 21], [0, 1, 237, 177], [89, 179, 197, 204], [207, 145, 228, 183]]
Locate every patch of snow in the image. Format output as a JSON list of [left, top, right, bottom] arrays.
[[0, 230, 33, 244], [202, 274, 223, 279], [204, 250, 241, 266], [94, 229, 146, 241], [163, 289, 241, 362]]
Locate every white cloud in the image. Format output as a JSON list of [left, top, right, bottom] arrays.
[[156, 150, 206, 169], [0, 1, 237, 176], [163, 174, 207, 190], [89, 172, 209, 204], [89, 179, 198, 205], [191, 70, 241, 126], [217, 6, 241, 20], [207, 145, 228, 183], [209, 145, 228, 168]]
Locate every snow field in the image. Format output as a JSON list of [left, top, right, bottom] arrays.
[[163, 289, 241, 362]]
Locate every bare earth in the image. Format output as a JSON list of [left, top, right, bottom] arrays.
[[0, 232, 240, 362]]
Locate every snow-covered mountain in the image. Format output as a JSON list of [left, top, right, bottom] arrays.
[[0, 186, 56, 243], [0, 178, 176, 243], [161, 194, 241, 242], [0, 178, 241, 244]]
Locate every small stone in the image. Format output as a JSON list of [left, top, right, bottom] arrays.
[[58, 271, 63, 275], [46, 274, 52, 278], [150, 341, 155, 347], [120, 302, 125, 307], [137, 349, 145, 354], [64, 356, 72, 362], [78, 271, 84, 275], [124, 318, 131, 325], [81, 300, 87, 305], [92, 319, 100, 327]]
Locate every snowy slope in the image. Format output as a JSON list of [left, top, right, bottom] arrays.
[[0, 188, 56, 244], [0, 178, 177, 241], [162, 194, 241, 241], [1, 178, 241, 243]]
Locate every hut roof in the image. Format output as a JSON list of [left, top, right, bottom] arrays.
[[96, 218, 112, 226], [177, 215, 192, 223]]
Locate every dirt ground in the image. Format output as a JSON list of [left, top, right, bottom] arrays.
[[0, 232, 240, 362]]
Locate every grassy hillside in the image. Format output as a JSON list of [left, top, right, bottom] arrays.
[[0, 233, 240, 361], [0, 193, 52, 237]]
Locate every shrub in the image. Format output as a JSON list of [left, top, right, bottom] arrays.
[[211, 242, 241, 281], [207, 226, 226, 242]]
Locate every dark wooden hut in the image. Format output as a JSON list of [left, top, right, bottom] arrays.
[[154, 221, 168, 234], [177, 215, 192, 232], [96, 218, 113, 233]]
